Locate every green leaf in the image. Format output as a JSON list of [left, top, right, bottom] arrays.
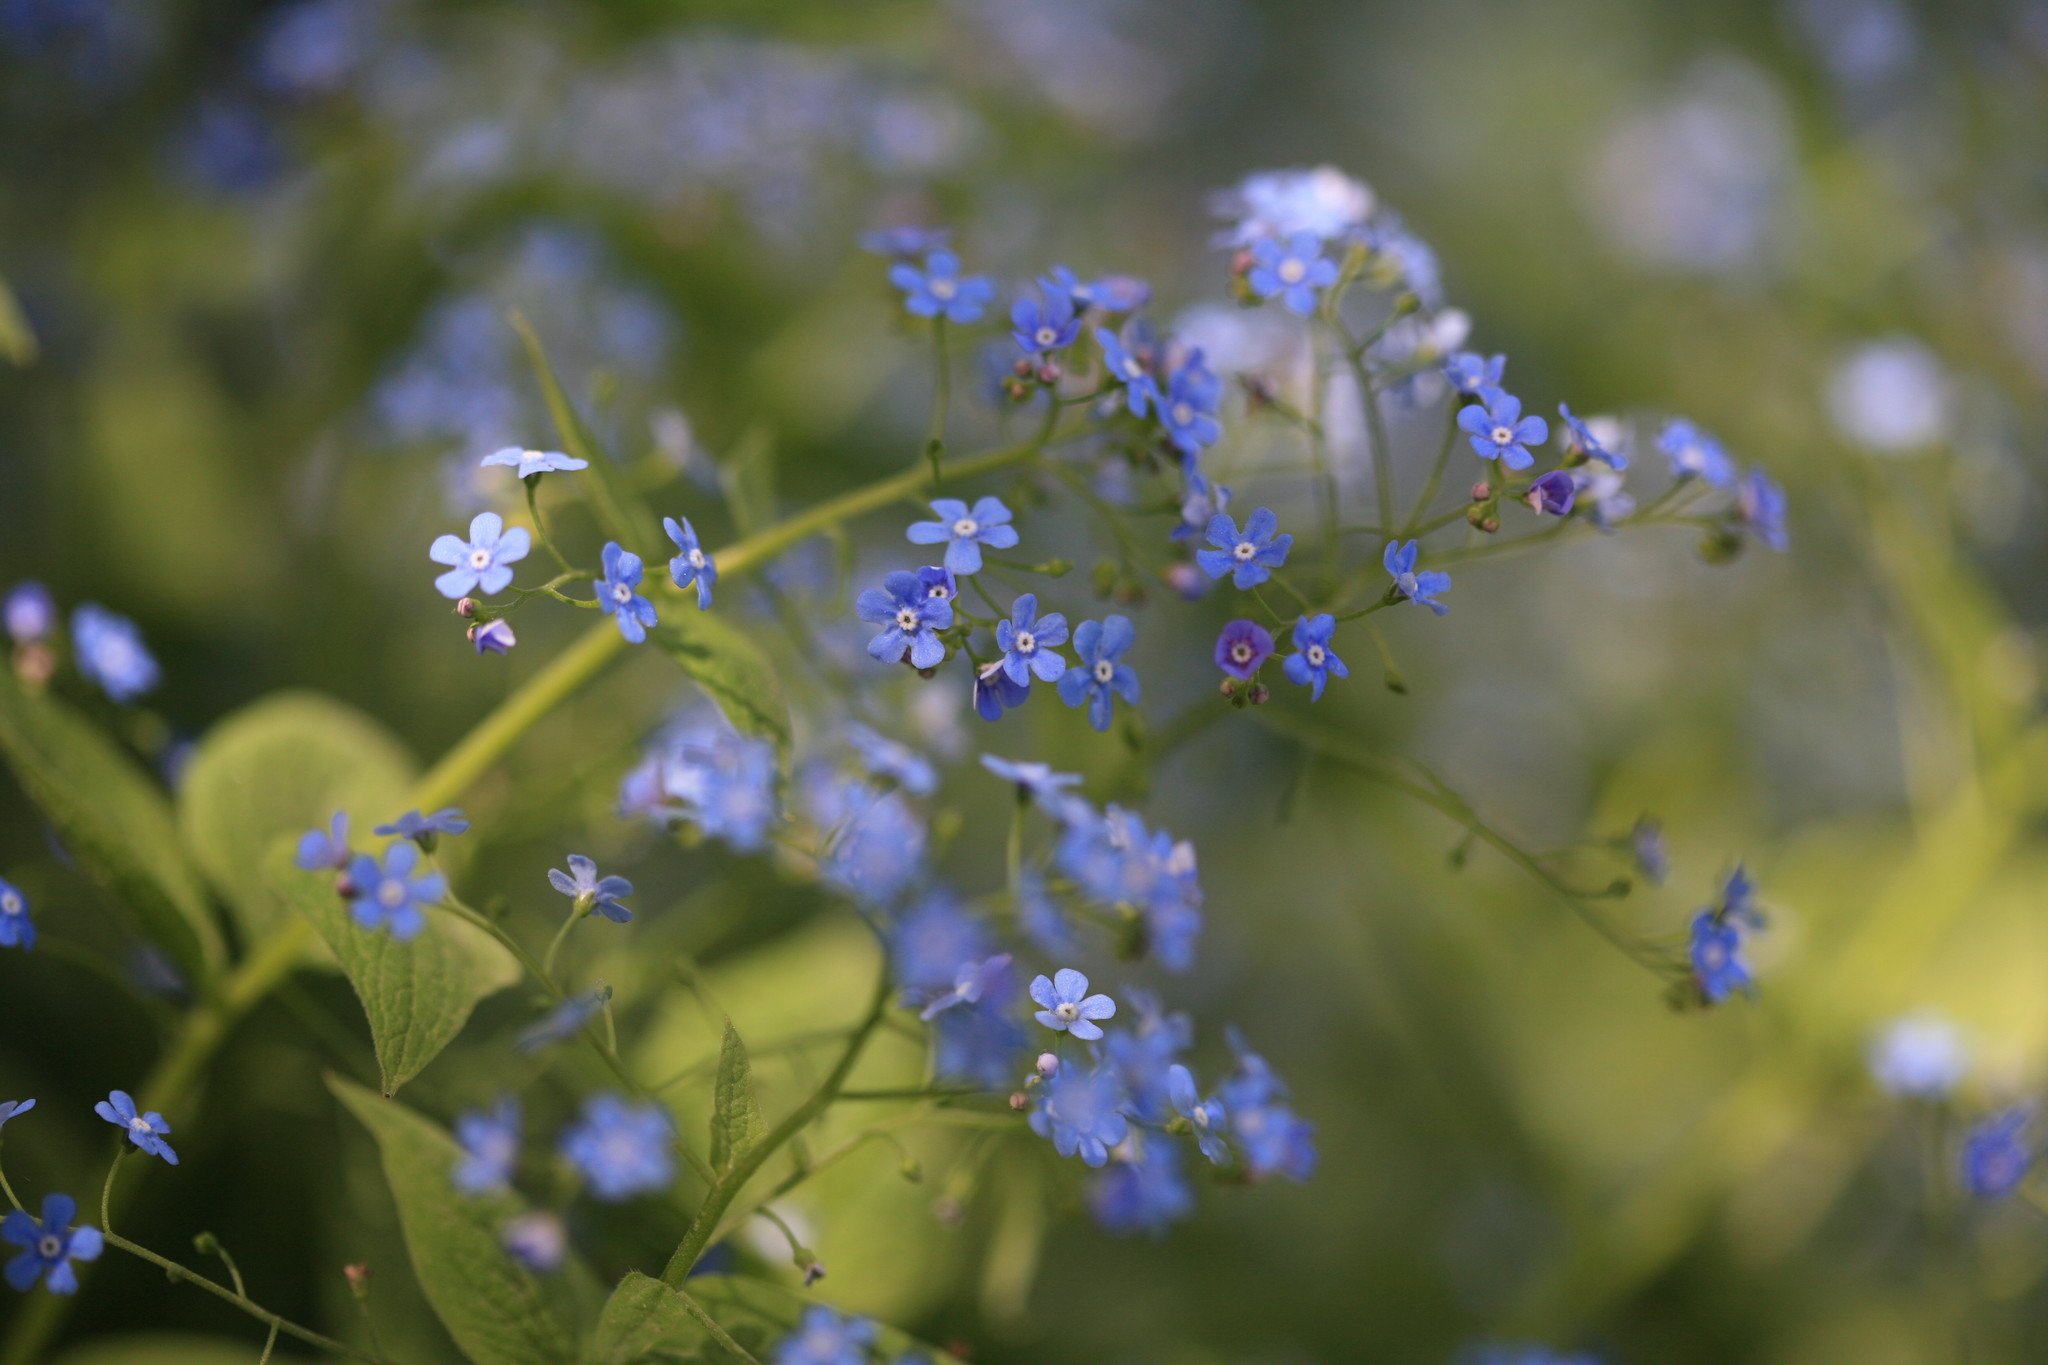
[[709, 1019, 765, 1174], [54, 1334, 311, 1364], [0, 273, 36, 366], [0, 670, 222, 982], [689, 1277, 964, 1363], [717, 426, 777, 538], [511, 311, 659, 554], [586, 1272, 772, 1365], [329, 1075, 596, 1365], [176, 691, 416, 943], [272, 849, 517, 1094], [649, 610, 791, 762]]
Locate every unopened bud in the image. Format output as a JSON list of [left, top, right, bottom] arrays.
[[1036, 1052, 1059, 1078], [333, 872, 358, 900], [343, 1264, 372, 1299], [1465, 504, 1489, 528], [11, 641, 54, 689], [802, 1260, 826, 1287], [1008, 1091, 1029, 1111], [1249, 683, 1270, 706], [1470, 481, 1491, 501], [1219, 676, 1237, 698], [455, 597, 479, 619], [1012, 357, 1034, 378], [1480, 516, 1499, 534], [1036, 362, 1062, 386]]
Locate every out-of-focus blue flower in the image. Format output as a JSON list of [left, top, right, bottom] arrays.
[[1572, 461, 1635, 530], [996, 593, 1069, 687], [1458, 390, 1548, 471], [1384, 540, 1450, 615], [561, 1095, 675, 1201], [1056, 807, 1203, 971], [888, 894, 995, 997], [375, 808, 470, 845], [168, 98, 284, 196], [1168, 1064, 1231, 1166], [1031, 967, 1116, 1041], [515, 987, 611, 1053], [94, 1089, 176, 1165], [1247, 233, 1338, 315], [1558, 403, 1627, 470], [3, 583, 54, 644], [1630, 817, 1668, 885], [888, 251, 993, 324], [1961, 1108, 2034, 1199], [1214, 619, 1275, 682], [1523, 470, 1578, 517], [906, 496, 1018, 576], [1738, 467, 1789, 552], [917, 953, 1013, 1022], [860, 225, 949, 258], [1282, 614, 1347, 701], [453, 1099, 520, 1195], [1016, 871, 1079, 959], [1656, 419, 1735, 487], [1720, 865, 1765, 928], [1058, 615, 1140, 732], [2, 1194, 101, 1296], [344, 842, 446, 942], [1104, 990, 1194, 1124], [596, 542, 657, 644], [624, 714, 781, 852], [1030, 1062, 1130, 1167], [481, 447, 586, 479], [431, 513, 531, 600], [1197, 507, 1292, 591], [1174, 468, 1231, 544], [1161, 355, 1223, 456], [549, 854, 633, 924], [773, 1305, 877, 1365], [71, 604, 158, 703], [664, 516, 717, 610], [1444, 351, 1506, 397], [294, 812, 351, 872], [252, 0, 373, 98], [1212, 166, 1375, 246], [1220, 1030, 1316, 1181], [0, 879, 34, 952], [500, 1211, 566, 1273], [979, 755, 1086, 818], [856, 569, 953, 669], [1097, 327, 1159, 418], [1091, 1131, 1195, 1236], [1689, 910, 1751, 1003], [844, 723, 936, 796], [0, 1100, 34, 1130], [1012, 285, 1079, 356], [1869, 1013, 1968, 1099], [814, 778, 926, 908]]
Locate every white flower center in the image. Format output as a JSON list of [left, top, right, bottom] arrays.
[[1120, 357, 1142, 379], [1035, 326, 1057, 347], [37, 1235, 60, 1259], [127, 1115, 152, 1134], [1278, 258, 1306, 284], [1014, 631, 1036, 654], [952, 518, 978, 538], [468, 548, 492, 570], [1232, 540, 1257, 561], [1230, 642, 1254, 664], [1055, 1002, 1080, 1021], [1306, 644, 1326, 666], [926, 583, 950, 601], [1490, 425, 1513, 445], [1092, 659, 1114, 684], [611, 583, 632, 605], [686, 548, 705, 569], [0, 892, 18, 915], [929, 278, 956, 300], [1192, 1107, 1211, 1130], [1172, 402, 1194, 425], [895, 608, 920, 632], [379, 878, 408, 909]]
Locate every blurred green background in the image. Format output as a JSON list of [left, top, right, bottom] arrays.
[[5, 0, 2048, 1361]]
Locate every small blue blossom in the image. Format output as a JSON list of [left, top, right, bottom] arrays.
[[515, 987, 611, 1053], [1161, 354, 1222, 456], [1030, 1062, 1130, 1167], [375, 808, 470, 845], [94, 1089, 177, 1165], [1869, 1013, 1968, 1099], [1523, 470, 1578, 517], [470, 619, 516, 655], [1247, 232, 1338, 315], [1173, 468, 1231, 542], [1630, 817, 1668, 886], [1961, 1108, 2034, 1199], [624, 715, 781, 852], [344, 841, 446, 942], [1282, 614, 1347, 701], [906, 496, 1019, 575], [1214, 619, 1275, 681], [1457, 390, 1548, 471], [1097, 327, 1160, 418], [1689, 910, 1751, 1003], [3, 1194, 102, 1296], [0, 879, 34, 952], [856, 570, 953, 669], [1104, 991, 1194, 1124], [1573, 462, 1635, 529], [1058, 615, 1140, 732], [814, 779, 928, 908], [595, 542, 657, 645], [453, 1098, 520, 1195], [979, 754, 1086, 818], [0, 1100, 34, 1130], [548, 854, 632, 924], [972, 665, 1030, 722], [888, 894, 995, 997], [1656, 418, 1735, 487], [3, 583, 54, 644], [860, 225, 949, 257], [560, 1095, 675, 1201], [1384, 540, 1451, 615], [1090, 1132, 1195, 1236], [888, 251, 994, 324], [934, 993, 1029, 1088], [1168, 1064, 1231, 1166], [1443, 351, 1506, 396], [70, 604, 159, 703], [1220, 1031, 1317, 1181], [294, 812, 351, 872], [500, 1211, 566, 1273], [844, 723, 937, 796], [1016, 871, 1080, 958], [1558, 403, 1627, 469], [774, 1305, 878, 1365], [1030, 967, 1117, 1041], [1738, 467, 1789, 552], [1719, 865, 1765, 928], [913, 564, 956, 610], [1057, 808, 1203, 971], [430, 512, 531, 599], [662, 516, 717, 610], [1011, 284, 1079, 356], [918, 953, 1014, 1021], [996, 593, 1069, 687], [1197, 508, 1292, 590], [480, 446, 586, 478]]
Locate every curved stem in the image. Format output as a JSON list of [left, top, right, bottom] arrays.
[[102, 1230, 390, 1363]]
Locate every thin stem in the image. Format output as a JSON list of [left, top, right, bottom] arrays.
[[671, 1284, 763, 1365], [1006, 796, 1026, 897], [1337, 321, 1397, 536], [101, 1231, 388, 1364], [925, 320, 951, 484], [540, 904, 585, 981], [1401, 408, 1462, 537], [525, 478, 572, 574], [1304, 326, 1342, 564]]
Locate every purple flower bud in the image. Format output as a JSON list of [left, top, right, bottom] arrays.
[[455, 596, 479, 619], [1523, 470, 1577, 517], [469, 619, 517, 655], [1214, 619, 1275, 681], [1036, 1052, 1059, 1078]]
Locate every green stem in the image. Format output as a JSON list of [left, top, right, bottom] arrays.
[[670, 1285, 762, 1365], [925, 319, 951, 484], [101, 1231, 389, 1364], [525, 478, 572, 574], [540, 904, 585, 981], [1401, 408, 1461, 536], [659, 973, 894, 1285]]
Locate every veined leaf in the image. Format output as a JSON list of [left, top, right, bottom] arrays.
[[585, 1272, 770, 1365], [0, 670, 222, 982], [709, 1019, 765, 1175], [272, 849, 516, 1095], [177, 691, 415, 943], [329, 1075, 597, 1365], [510, 311, 660, 554], [649, 611, 791, 763]]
